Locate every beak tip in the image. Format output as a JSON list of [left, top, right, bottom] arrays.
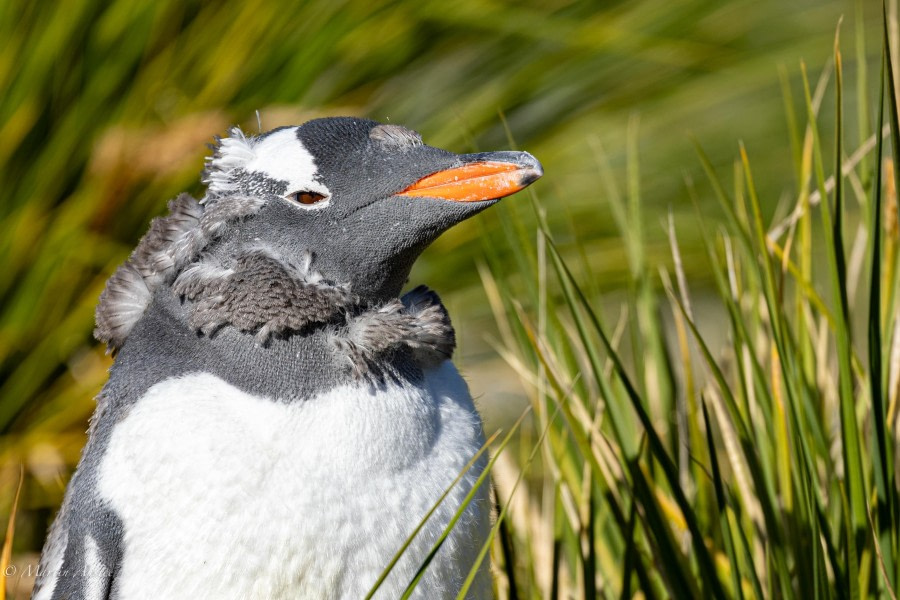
[[519, 167, 543, 187], [516, 152, 544, 188]]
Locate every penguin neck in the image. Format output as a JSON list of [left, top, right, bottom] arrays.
[[312, 242, 424, 305], [325, 261, 411, 305], [110, 276, 450, 404], [111, 285, 355, 403]]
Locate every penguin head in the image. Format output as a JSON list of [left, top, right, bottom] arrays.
[[202, 117, 542, 302]]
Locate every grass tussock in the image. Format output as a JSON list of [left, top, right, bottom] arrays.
[[426, 8, 900, 600]]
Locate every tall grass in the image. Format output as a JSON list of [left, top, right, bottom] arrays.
[[466, 7, 900, 599]]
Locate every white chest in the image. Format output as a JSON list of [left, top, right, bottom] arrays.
[[98, 364, 492, 599]]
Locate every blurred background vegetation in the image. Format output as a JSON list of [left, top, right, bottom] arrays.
[[0, 0, 888, 597]]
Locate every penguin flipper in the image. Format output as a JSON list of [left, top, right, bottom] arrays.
[[30, 493, 70, 600], [32, 400, 124, 600], [32, 473, 123, 600]]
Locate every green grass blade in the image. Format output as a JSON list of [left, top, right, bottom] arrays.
[[691, 138, 754, 253], [543, 234, 728, 600], [871, 5, 900, 591], [700, 398, 745, 600], [493, 489, 520, 600], [801, 48, 866, 600], [628, 457, 701, 599]]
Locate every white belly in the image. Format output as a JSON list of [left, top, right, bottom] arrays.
[[98, 362, 492, 599]]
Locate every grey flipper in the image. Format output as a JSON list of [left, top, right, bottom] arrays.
[[30, 493, 69, 599], [32, 399, 124, 600]]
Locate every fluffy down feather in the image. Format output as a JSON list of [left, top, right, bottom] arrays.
[[94, 193, 266, 352], [94, 262, 152, 352]]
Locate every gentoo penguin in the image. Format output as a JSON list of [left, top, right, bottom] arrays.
[[32, 117, 542, 600]]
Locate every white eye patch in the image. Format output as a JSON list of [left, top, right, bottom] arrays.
[[248, 128, 331, 209]]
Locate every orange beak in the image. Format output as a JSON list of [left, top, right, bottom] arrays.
[[397, 152, 543, 203]]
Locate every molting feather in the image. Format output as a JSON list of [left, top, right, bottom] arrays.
[[94, 263, 152, 352], [330, 286, 456, 377], [202, 127, 257, 199], [94, 189, 266, 352]]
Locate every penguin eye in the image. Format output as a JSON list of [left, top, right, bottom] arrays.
[[289, 191, 327, 206]]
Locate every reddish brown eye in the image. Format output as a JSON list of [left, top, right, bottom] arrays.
[[291, 191, 327, 205]]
